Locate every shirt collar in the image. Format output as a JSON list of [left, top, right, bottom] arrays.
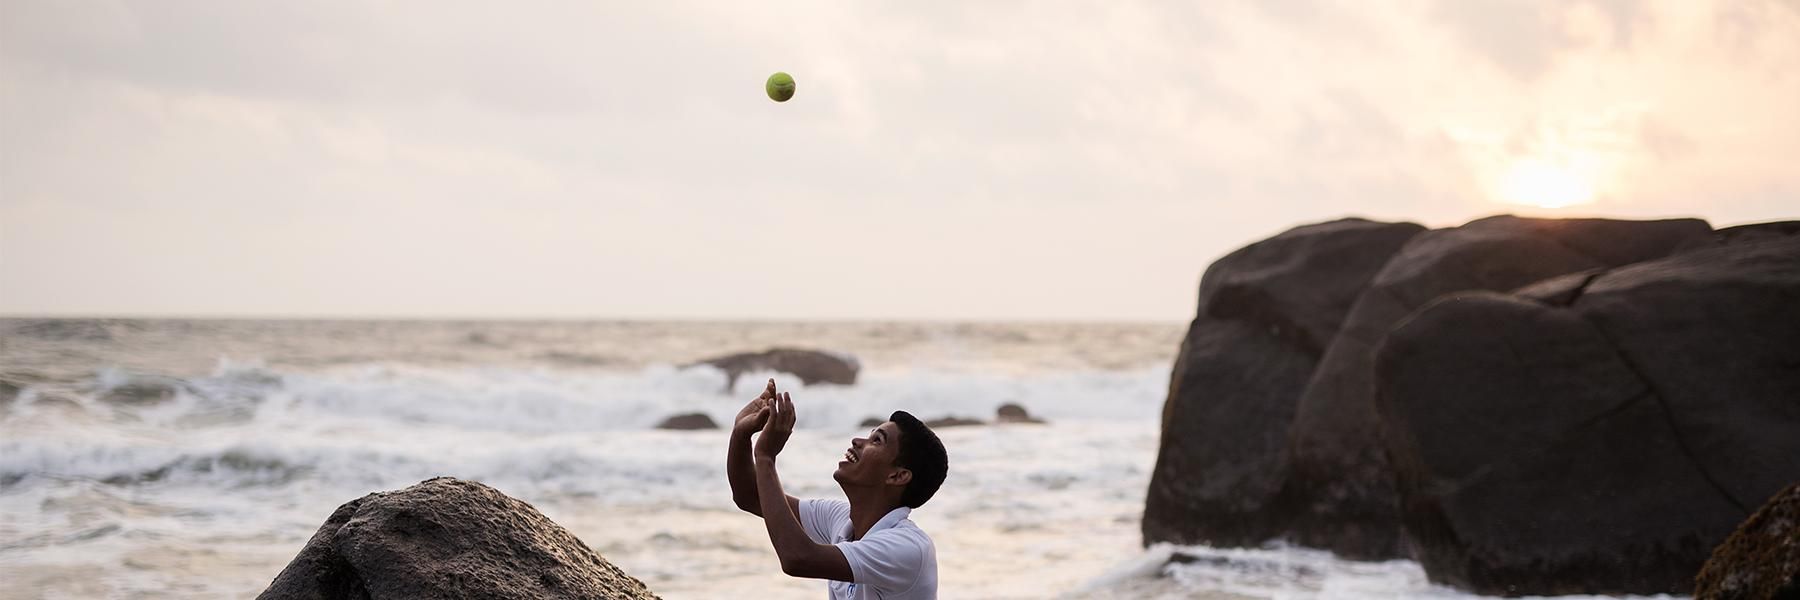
[[843, 506, 912, 540]]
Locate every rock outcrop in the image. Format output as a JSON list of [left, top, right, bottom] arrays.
[[693, 348, 859, 391], [258, 477, 659, 600], [924, 416, 983, 428], [99, 375, 190, 405], [654, 413, 719, 430], [1147, 214, 1800, 593], [1280, 215, 1712, 558], [1696, 482, 1800, 600], [1143, 217, 1424, 551], [1374, 232, 1800, 594], [994, 403, 1044, 424]]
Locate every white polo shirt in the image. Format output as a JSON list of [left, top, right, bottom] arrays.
[[797, 498, 937, 600]]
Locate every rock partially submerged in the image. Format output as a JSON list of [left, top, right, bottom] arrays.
[[1375, 232, 1800, 593], [692, 348, 859, 391], [99, 375, 189, 404], [258, 477, 658, 600], [1282, 215, 1711, 558], [1143, 217, 1424, 555], [994, 403, 1044, 424], [924, 416, 983, 428], [1147, 214, 1798, 594], [655, 412, 719, 430], [864, 403, 1044, 430], [1696, 482, 1800, 600]]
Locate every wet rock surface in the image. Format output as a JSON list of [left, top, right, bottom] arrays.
[[1148, 215, 1799, 594], [693, 348, 859, 391], [1375, 232, 1800, 593], [258, 477, 659, 600], [1281, 215, 1711, 558], [995, 403, 1044, 424], [1696, 482, 1800, 600], [654, 412, 719, 430], [1143, 217, 1423, 553]]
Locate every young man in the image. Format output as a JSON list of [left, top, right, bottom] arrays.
[[727, 379, 948, 599]]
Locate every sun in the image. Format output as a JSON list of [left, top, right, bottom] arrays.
[[1498, 158, 1595, 209]]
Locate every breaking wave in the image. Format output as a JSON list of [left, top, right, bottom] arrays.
[[1, 359, 1168, 494]]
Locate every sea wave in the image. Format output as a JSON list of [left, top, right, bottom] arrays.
[[0, 360, 1170, 494], [0, 319, 1190, 599], [1073, 544, 1682, 600], [9, 360, 1169, 433]]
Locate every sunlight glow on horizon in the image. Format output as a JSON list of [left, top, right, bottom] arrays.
[[1498, 158, 1598, 209]]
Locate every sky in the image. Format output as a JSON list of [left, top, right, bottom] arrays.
[[2, 1, 1797, 321]]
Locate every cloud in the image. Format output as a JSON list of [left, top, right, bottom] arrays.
[[2, 0, 1796, 319]]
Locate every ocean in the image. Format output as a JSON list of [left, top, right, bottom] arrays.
[[0, 319, 1669, 599]]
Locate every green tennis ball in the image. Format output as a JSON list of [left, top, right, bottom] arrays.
[[766, 72, 795, 102]]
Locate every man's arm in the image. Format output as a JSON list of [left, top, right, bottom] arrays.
[[728, 380, 800, 517], [755, 392, 855, 581], [730, 427, 802, 517]]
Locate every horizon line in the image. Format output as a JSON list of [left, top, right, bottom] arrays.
[[0, 312, 1188, 325]]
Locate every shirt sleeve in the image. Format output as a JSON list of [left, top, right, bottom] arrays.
[[796, 498, 849, 545], [836, 529, 926, 593]]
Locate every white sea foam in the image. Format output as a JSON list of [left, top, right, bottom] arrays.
[[0, 320, 1672, 600], [1070, 544, 1681, 600], [2, 359, 1175, 598]]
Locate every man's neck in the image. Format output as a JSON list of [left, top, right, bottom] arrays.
[[843, 487, 903, 541]]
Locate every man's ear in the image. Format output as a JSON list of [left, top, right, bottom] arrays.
[[887, 467, 913, 487]]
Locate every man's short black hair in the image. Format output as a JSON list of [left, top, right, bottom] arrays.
[[888, 410, 948, 508]]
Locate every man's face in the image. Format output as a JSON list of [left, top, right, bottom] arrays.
[[834, 421, 905, 487]]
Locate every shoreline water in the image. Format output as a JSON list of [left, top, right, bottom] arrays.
[[0, 318, 1680, 599]]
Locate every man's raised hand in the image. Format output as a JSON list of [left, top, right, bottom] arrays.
[[733, 379, 777, 437], [754, 391, 796, 460]]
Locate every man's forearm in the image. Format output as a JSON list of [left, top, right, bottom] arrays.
[[754, 456, 825, 573], [727, 431, 761, 514]]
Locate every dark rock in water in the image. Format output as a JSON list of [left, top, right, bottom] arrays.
[[0, 379, 22, 404], [1282, 215, 1712, 558], [1143, 218, 1424, 553], [924, 416, 983, 428], [654, 413, 718, 430], [1696, 482, 1800, 600], [994, 403, 1044, 424], [1375, 233, 1800, 594], [693, 348, 859, 391], [1165, 550, 1324, 581], [258, 477, 659, 600], [100, 376, 189, 404]]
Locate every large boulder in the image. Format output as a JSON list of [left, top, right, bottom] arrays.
[[1143, 218, 1424, 550], [98, 375, 190, 405], [654, 412, 719, 430], [1281, 215, 1712, 558], [258, 477, 659, 600], [994, 403, 1045, 424], [693, 348, 859, 391], [1374, 232, 1800, 594], [1680, 220, 1800, 252], [1696, 482, 1800, 600], [923, 415, 984, 428]]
